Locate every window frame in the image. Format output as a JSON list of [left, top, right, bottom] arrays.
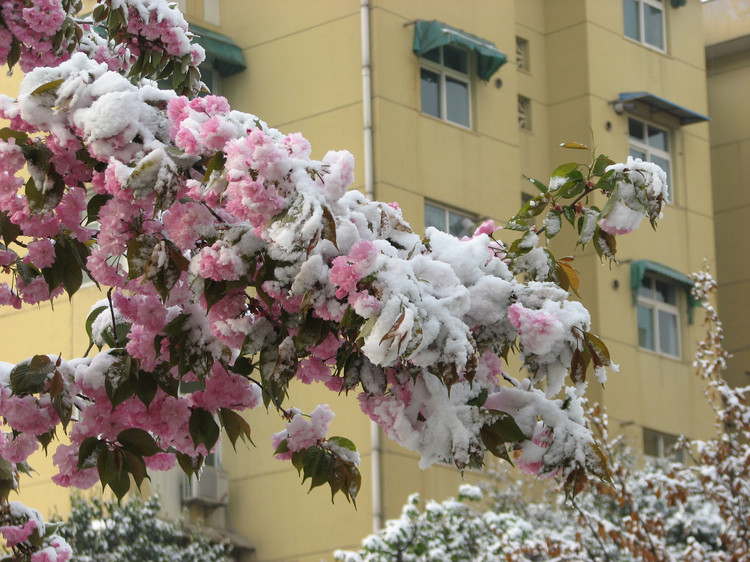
[[643, 428, 686, 463], [623, 0, 667, 52], [423, 201, 477, 238], [637, 274, 681, 358], [419, 45, 473, 129], [628, 116, 671, 186]]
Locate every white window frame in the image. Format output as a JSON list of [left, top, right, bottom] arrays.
[[624, 0, 666, 52], [424, 201, 476, 238], [628, 117, 671, 184], [643, 428, 686, 463], [637, 274, 681, 358], [419, 45, 472, 128]]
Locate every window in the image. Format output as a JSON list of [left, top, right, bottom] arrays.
[[628, 117, 670, 184], [637, 274, 680, 357], [518, 95, 531, 130], [424, 202, 476, 238], [420, 44, 471, 127], [643, 428, 686, 462], [623, 0, 665, 50], [516, 37, 530, 71]]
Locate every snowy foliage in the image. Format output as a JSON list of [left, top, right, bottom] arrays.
[[52, 494, 229, 562], [0, 1, 674, 559], [336, 270, 750, 562]]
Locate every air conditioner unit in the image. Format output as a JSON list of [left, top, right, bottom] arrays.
[[182, 466, 229, 506]]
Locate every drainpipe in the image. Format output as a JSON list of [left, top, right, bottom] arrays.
[[361, 0, 375, 202], [361, 0, 381, 533]]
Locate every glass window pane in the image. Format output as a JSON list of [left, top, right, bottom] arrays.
[[630, 147, 647, 160], [643, 429, 661, 457], [658, 310, 679, 356], [424, 202, 447, 231], [638, 276, 653, 298], [443, 45, 469, 74], [644, 4, 664, 49], [629, 118, 645, 141], [647, 125, 669, 151], [422, 47, 440, 64], [420, 68, 440, 118], [624, 0, 640, 41], [449, 211, 474, 238], [638, 305, 655, 350], [651, 155, 670, 184], [655, 279, 677, 304], [445, 76, 470, 127]]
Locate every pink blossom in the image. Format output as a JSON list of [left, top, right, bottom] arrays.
[[25, 239, 56, 269], [349, 290, 382, 318], [329, 257, 359, 299], [273, 404, 335, 457], [144, 452, 176, 471], [0, 431, 39, 463], [0, 518, 36, 547], [508, 303, 564, 356]]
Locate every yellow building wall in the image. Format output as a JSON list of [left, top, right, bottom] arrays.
[[705, 0, 750, 389]]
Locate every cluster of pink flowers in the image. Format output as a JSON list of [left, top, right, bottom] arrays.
[[0, 0, 69, 71], [271, 404, 336, 460], [0, 3, 671, 545]]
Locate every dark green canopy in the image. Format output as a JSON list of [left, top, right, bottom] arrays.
[[189, 24, 246, 77], [412, 20, 507, 81]]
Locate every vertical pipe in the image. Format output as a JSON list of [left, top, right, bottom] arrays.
[[361, 0, 375, 201], [361, 0, 381, 534]]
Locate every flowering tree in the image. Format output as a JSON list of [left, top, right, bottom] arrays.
[[0, 1, 671, 559], [335, 270, 750, 562]]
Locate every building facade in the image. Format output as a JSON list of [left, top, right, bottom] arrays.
[[704, 0, 750, 390], [0, 1, 730, 560]]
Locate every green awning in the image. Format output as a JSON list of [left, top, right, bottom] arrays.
[[630, 260, 699, 323], [412, 20, 507, 81], [189, 24, 246, 77]]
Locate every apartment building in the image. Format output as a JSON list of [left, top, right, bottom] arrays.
[[0, 1, 727, 560]]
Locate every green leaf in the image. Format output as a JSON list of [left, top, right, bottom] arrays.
[[550, 162, 579, 178], [117, 428, 161, 457], [219, 408, 253, 450], [300, 446, 333, 492], [592, 154, 615, 177], [562, 205, 576, 226], [10, 355, 55, 395], [330, 453, 361, 505], [0, 211, 20, 247], [134, 371, 159, 409], [85, 305, 107, 346], [121, 449, 148, 490], [77, 437, 105, 470], [189, 408, 220, 452], [176, 451, 203, 478], [485, 411, 527, 442], [327, 436, 357, 452], [0, 127, 28, 142], [30, 79, 65, 96], [202, 151, 226, 182], [86, 193, 112, 225], [467, 388, 488, 407], [104, 353, 138, 409], [522, 175, 548, 193], [274, 439, 289, 456]]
